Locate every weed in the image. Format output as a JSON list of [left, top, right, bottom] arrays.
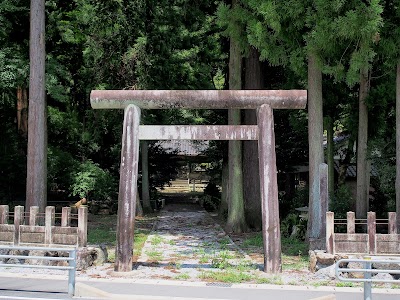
[[150, 234, 164, 246], [256, 275, 284, 285], [199, 270, 254, 283], [211, 250, 235, 269], [336, 282, 355, 288], [146, 249, 163, 261], [175, 273, 190, 280], [242, 234, 263, 248]]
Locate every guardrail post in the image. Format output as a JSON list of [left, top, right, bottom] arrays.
[[14, 206, 24, 245], [0, 205, 9, 224], [61, 207, 71, 227], [45, 206, 55, 245], [29, 206, 39, 225], [347, 212, 355, 234], [367, 212, 376, 254], [388, 212, 397, 234], [68, 248, 76, 296], [326, 212, 334, 254], [78, 206, 88, 247], [364, 257, 372, 300]]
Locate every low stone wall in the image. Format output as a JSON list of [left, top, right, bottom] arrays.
[[326, 211, 400, 255], [0, 205, 87, 247]]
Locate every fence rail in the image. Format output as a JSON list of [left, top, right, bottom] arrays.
[[326, 212, 399, 255], [336, 257, 400, 300], [0, 245, 77, 296], [0, 205, 87, 247]]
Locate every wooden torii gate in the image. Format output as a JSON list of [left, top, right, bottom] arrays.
[[90, 90, 307, 273]]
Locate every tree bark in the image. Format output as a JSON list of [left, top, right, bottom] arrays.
[[243, 47, 262, 230], [26, 0, 47, 213], [307, 53, 324, 244], [141, 140, 152, 213], [325, 115, 335, 199], [17, 87, 28, 139], [396, 61, 400, 232], [225, 0, 247, 233], [356, 67, 370, 219], [219, 159, 229, 217]]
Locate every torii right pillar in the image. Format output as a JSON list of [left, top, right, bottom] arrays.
[[257, 104, 281, 273]]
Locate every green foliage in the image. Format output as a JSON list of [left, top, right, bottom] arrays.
[[69, 159, 117, 202], [330, 185, 353, 219]]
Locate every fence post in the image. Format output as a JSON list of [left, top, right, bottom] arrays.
[[14, 206, 24, 245], [29, 206, 39, 225], [367, 212, 376, 254], [388, 212, 397, 234], [78, 206, 88, 247], [61, 207, 71, 227], [0, 205, 9, 224], [326, 212, 335, 254], [45, 206, 55, 245], [347, 212, 355, 234]]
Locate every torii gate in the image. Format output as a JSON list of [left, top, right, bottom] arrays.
[[90, 90, 307, 273]]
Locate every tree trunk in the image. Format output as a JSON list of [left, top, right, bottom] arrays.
[[141, 140, 152, 213], [219, 158, 229, 218], [396, 61, 400, 232], [26, 0, 47, 213], [243, 47, 262, 230], [17, 87, 28, 139], [307, 53, 324, 245], [325, 115, 335, 199], [225, 0, 247, 233], [356, 67, 370, 219], [136, 188, 143, 217]]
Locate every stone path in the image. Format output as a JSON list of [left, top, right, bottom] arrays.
[[134, 203, 255, 281]]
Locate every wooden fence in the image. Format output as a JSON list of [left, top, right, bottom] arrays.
[[326, 211, 400, 255], [0, 205, 87, 247]]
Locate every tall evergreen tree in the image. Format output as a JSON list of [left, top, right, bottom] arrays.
[[26, 0, 47, 212]]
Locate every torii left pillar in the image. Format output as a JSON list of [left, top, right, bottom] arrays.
[[115, 104, 141, 272]]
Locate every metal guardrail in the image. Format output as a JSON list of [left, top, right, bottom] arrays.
[[0, 245, 77, 296], [336, 257, 400, 300]]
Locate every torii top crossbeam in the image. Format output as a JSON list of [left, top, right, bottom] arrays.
[[90, 90, 307, 110]]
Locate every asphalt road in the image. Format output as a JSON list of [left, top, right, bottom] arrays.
[[1, 275, 400, 300]]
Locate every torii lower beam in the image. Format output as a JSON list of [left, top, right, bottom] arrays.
[[90, 90, 307, 273]]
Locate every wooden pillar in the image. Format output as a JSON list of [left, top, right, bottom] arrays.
[[347, 212, 355, 234], [29, 206, 39, 225], [388, 212, 397, 234], [326, 212, 334, 254], [78, 206, 88, 247], [257, 104, 281, 273], [367, 211, 376, 254], [0, 205, 9, 224], [115, 104, 141, 272], [61, 207, 71, 227], [14, 206, 24, 245], [45, 206, 55, 245], [319, 163, 328, 239]]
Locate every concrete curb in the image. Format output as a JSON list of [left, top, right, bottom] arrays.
[[75, 282, 230, 300]]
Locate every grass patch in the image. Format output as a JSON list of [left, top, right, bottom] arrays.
[[150, 234, 165, 246], [256, 275, 284, 285], [199, 270, 254, 283], [175, 273, 190, 280], [336, 282, 355, 287], [146, 249, 163, 261], [134, 230, 151, 257], [242, 234, 263, 248], [88, 228, 116, 245], [281, 237, 308, 256]]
